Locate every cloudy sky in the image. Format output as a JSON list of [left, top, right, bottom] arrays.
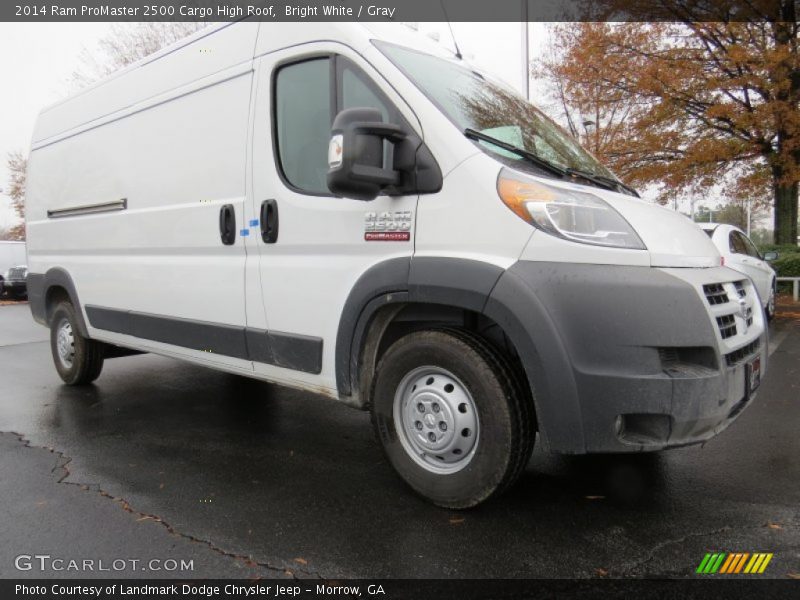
[[0, 21, 545, 228], [0, 23, 110, 226]]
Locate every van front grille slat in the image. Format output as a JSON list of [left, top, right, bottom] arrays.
[[716, 314, 737, 339], [725, 339, 760, 366], [703, 283, 729, 305]]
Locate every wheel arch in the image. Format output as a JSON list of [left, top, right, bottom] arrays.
[[336, 257, 533, 407], [27, 267, 90, 337], [336, 257, 586, 454]]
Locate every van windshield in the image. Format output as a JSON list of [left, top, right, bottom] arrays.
[[376, 41, 617, 182]]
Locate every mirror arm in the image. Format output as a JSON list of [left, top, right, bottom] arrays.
[[328, 107, 425, 200], [351, 122, 406, 143]]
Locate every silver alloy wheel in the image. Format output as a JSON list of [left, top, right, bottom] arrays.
[[393, 366, 480, 474], [768, 287, 776, 317], [56, 318, 75, 369]]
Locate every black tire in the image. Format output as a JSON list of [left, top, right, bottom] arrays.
[[370, 328, 535, 509], [50, 301, 105, 385], [766, 281, 776, 322]]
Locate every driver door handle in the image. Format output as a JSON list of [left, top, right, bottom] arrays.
[[260, 199, 279, 244]]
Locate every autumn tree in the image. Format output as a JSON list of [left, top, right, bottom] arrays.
[[70, 22, 205, 88], [536, 3, 799, 244], [693, 200, 766, 230], [533, 23, 649, 160], [4, 152, 27, 241], [724, 196, 769, 230]]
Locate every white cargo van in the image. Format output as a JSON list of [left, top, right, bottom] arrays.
[[0, 240, 27, 274], [26, 22, 767, 508]]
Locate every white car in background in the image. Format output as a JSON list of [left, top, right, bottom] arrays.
[[700, 223, 778, 320]]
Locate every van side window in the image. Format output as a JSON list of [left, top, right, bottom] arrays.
[[274, 55, 407, 196], [337, 59, 408, 180], [340, 63, 391, 119], [274, 58, 332, 194]]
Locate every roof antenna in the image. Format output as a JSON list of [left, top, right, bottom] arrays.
[[439, 0, 463, 60]]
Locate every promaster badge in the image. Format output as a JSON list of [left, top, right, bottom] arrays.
[[364, 211, 413, 241]]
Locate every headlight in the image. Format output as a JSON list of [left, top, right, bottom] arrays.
[[497, 168, 646, 250]]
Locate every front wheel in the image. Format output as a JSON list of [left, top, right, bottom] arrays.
[[370, 329, 535, 509], [50, 301, 105, 385]]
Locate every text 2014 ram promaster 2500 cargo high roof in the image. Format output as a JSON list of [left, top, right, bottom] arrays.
[[25, 22, 768, 508]]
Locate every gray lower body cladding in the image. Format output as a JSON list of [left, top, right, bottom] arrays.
[[29, 260, 764, 455], [486, 261, 766, 454]]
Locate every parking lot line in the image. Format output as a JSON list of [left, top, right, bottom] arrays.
[[769, 330, 790, 357]]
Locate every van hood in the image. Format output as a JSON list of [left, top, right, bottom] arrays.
[[552, 180, 721, 268], [605, 192, 720, 267]]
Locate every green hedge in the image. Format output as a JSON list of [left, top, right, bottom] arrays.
[[757, 243, 800, 256], [773, 254, 800, 278]]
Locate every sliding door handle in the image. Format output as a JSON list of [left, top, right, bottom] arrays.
[[219, 204, 236, 245]]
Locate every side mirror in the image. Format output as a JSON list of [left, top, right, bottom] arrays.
[[763, 251, 779, 261], [327, 107, 407, 201]]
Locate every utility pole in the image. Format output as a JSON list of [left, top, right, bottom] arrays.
[[521, 1, 529, 100], [746, 200, 752, 236]]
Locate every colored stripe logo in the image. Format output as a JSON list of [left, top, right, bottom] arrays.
[[696, 552, 773, 574]]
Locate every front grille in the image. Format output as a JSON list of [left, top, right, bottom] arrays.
[[703, 283, 729, 305], [702, 279, 760, 344], [725, 339, 760, 366], [7, 267, 26, 280], [716, 314, 737, 339]]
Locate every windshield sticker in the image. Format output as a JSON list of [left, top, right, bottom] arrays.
[[479, 126, 525, 159]]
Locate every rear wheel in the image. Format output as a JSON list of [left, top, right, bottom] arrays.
[[370, 329, 535, 509], [50, 301, 105, 385]]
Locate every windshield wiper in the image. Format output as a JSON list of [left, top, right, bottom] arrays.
[[464, 128, 567, 179], [565, 168, 640, 198], [465, 128, 640, 197]]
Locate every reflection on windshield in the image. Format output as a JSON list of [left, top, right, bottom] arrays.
[[376, 41, 616, 180]]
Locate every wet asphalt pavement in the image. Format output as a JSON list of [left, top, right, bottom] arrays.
[[0, 302, 798, 579]]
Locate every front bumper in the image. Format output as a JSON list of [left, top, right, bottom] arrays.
[[485, 262, 767, 454], [574, 337, 763, 452]]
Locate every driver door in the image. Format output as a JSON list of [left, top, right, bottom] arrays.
[[248, 43, 422, 394]]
